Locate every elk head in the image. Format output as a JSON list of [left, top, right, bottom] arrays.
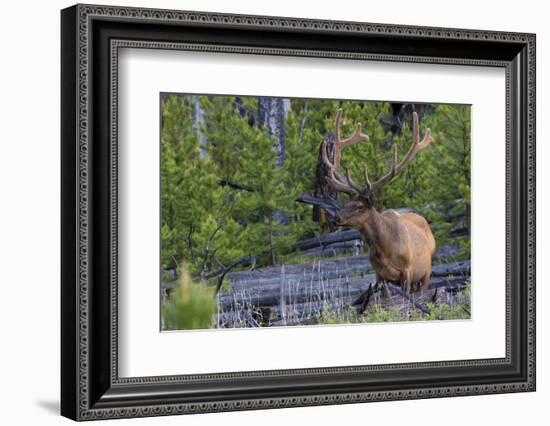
[[322, 108, 432, 226]]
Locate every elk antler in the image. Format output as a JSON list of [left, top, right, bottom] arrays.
[[321, 109, 370, 197], [321, 109, 432, 201], [368, 111, 432, 192]]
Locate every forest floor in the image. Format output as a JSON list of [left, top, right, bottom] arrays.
[[215, 233, 471, 328]]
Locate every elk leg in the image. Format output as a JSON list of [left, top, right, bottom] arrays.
[[381, 281, 392, 299], [420, 269, 431, 293], [401, 270, 412, 295], [374, 274, 392, 300], [371, 275, 380, 303]]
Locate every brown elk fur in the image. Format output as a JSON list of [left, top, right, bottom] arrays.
[[322, 109, 435, 294], [337, 202, 435, 293]]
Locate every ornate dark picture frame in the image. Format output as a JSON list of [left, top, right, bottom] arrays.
[[61, 3, 536, 421]]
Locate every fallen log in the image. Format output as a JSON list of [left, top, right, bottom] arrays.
[[218, 299, 351, 327], [429, 277, 468, 291], [299, 240, 363, 258], [291, 229, 361, 251], [219, 280, 372, 308], [217, 275, 470, 328], [227, 260, 468, 292], [162, 260, 469, 302], [431, 260, 470, 277], [434, 245, 461, 260], [221, 283, 367, 308], [295, 194, 343, 219], [228, 269, 372, 290], [228, 256, 372, 288], [387, 283, 430, 315], [203, 255, 257, 293], [219, 273, 469, 309]]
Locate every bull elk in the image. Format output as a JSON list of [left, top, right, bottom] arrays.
[[322, 109, 436, 295]]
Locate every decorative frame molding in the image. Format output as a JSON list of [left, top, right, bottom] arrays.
[[61, 3, 535, 421]]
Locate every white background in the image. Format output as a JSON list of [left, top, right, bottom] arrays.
[[0, 0, 546, 425], [119, 49, 505, 377]]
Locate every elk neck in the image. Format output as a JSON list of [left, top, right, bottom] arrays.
[[355, 207, 390, 253]]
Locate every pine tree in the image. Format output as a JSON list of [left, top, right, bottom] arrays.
[[201, 95, 304, 265], [160, 94, 472, 279], [160, 95, 245, 278]]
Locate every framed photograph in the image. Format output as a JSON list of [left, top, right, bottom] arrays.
[[61, 4, 536, 421]]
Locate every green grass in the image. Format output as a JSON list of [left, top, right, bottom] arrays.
[[316, 283, 471, 325]]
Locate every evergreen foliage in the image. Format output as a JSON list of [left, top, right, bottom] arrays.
[[162, 264, 217, 330], [160, 94, 471, 281]]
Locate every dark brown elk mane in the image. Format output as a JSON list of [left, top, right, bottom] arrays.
[[321, 109, 436, 295]]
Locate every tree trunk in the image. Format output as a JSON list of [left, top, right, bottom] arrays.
[[258, 97, 290, 170], [258, 97, 291, 227], [193, 96, 207, 159], [389, 103, 432, 136], [312, 133, 338, 231]]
